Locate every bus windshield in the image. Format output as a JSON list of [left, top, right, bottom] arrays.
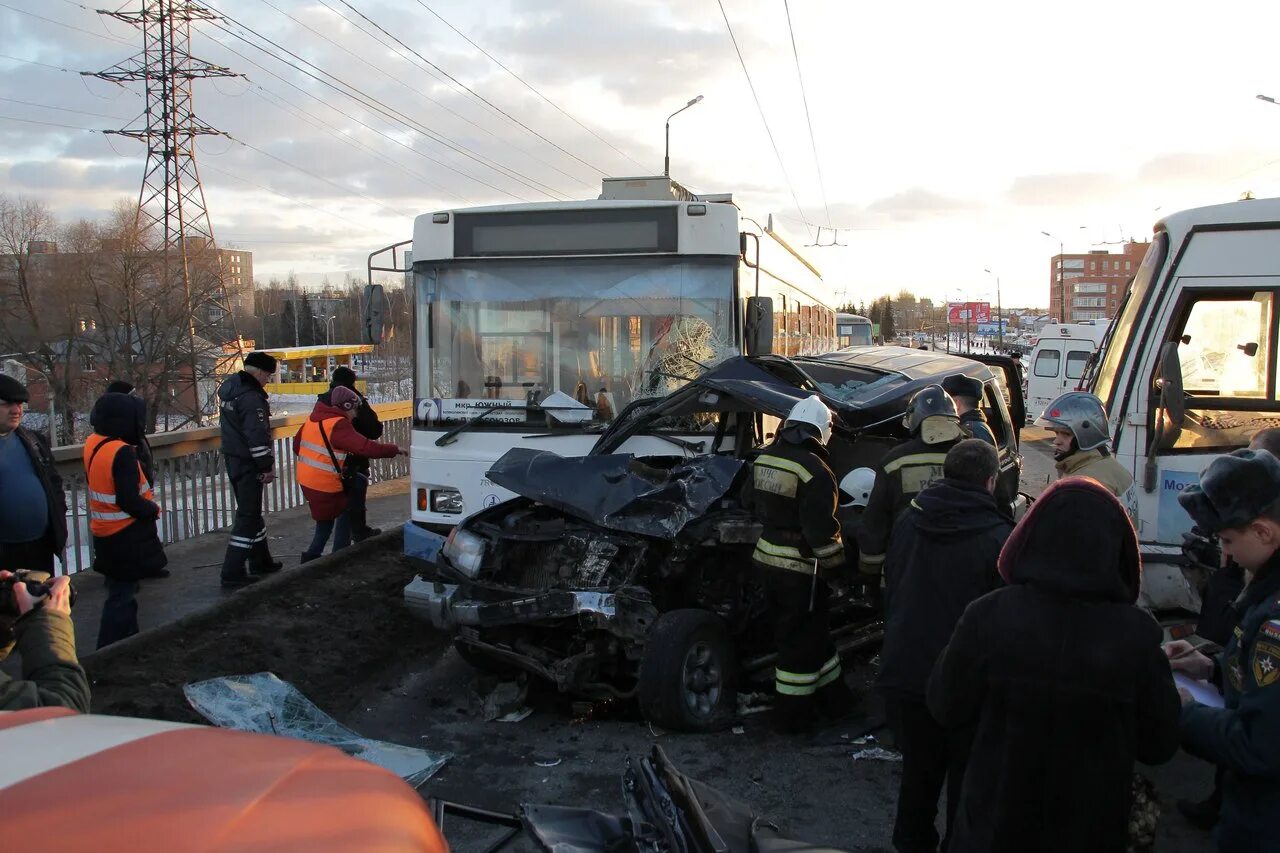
[[1091, 233, 1168, 410], [419, 256, 736, 427]]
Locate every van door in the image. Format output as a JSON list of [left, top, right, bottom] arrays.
[[1027, 341, 1066, 420]]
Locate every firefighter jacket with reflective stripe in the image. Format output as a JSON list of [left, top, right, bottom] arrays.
[[1056, 448, 1140, 528], [742, 438, 844, 575], [83, 434, 154, 537], [296, 417, 348, 494], [858, 435, 960, 573]]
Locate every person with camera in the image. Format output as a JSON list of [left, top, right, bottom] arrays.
[[294, 385, 405, 563], [319, 367, 384, 542], [85, 391, 168, 648], [0, 570, 90, 711], [0, 375, 67, 574]]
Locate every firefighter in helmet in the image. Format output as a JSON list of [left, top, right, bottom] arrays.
[[1037, 391, 1138, 525], [744, 395, 856, 732], [858, 385, 965, 583]]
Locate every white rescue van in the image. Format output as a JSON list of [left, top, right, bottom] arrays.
[[1024, 323, 1108, 421], [1085, 196, 1280, 612]]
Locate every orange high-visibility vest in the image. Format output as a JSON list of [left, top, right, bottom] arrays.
[[83, 434, 153, 537], [296, 417, 346, 493]]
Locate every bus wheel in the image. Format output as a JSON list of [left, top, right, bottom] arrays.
[[638, 609, 736, 732]]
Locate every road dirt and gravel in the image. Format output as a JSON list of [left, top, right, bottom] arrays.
[[82, 430, 1215, 852]]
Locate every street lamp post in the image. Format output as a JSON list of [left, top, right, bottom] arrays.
[[983, 268, 1003, 348], [1041, 231, 1066, 323], [664, 95, 704, 177]]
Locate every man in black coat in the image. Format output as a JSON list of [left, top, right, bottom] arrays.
[[86, 392, 168, 648], [0, 375, 66, 573], [927, 477, 1181, 853], [879, 439, 1012, 853], [218, 351, 280, 587], [320, 366, 383, 541]]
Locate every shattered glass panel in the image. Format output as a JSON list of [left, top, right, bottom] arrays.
[[184, 672, 450, 787]]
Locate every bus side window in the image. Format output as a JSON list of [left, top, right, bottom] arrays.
[[1164, 290, 1278, 451]]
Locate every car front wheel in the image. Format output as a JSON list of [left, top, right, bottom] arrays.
[[637, 609, 736, 732]]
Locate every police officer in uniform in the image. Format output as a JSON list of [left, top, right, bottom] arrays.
[[1169, 449, 1280, 852], [858, 385, 964, 582], [744, 395, 855, 732], [942, 374, 995, 446], [1036, 391, 1138, 525], [218, 351, 282, 588]]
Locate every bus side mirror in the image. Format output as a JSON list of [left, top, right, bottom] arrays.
[[1144, 341, 1187, 490], [363, 284, 388, 344], [745, 296, 774, 356]]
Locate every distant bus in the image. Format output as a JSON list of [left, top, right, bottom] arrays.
[[836, 313, 873, 348]]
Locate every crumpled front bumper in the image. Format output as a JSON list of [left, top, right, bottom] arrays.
[[403, 577, 617, 631]]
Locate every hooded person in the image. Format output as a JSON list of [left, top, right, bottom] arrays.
[[318, 366, 383, 542], [926, 477, 1181, 853], [104, 379, 154, 481], [742, 395, 856, 732], [84, 391, 168, 648], [294, 384, 404, 562], [879, 440, 1013, 853]]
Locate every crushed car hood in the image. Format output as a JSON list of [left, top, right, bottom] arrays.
[[486, 448, 743, 539]]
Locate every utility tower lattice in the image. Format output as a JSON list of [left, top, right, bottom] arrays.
[[89, 0, 242, 425]]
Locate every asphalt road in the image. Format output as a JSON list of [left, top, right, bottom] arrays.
[[346, 428, 1217, 853]]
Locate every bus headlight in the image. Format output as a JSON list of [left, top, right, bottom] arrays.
[[443, 529, 486, 578], [430, 488, 464, 515]]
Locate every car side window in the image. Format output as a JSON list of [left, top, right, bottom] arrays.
[[1033, 349, 1060, 378]]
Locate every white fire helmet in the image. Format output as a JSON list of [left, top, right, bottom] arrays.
[[785, 395, 833, 444], [839, 467, 876, 508]]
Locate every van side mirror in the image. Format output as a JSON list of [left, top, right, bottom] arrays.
[[363, 284, 388, 344], [1156, 342, 1186, 430], [745, 296, 774, 356], [1239, 341, 1260, 357]]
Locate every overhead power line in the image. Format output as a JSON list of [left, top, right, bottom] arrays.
[[253, 0, 595, 193], [0, 2, 132, 45], [409, 0, 648, 173], [0, 95, 133, 122], [332, 0, 612, 178], [715, 0, 814, 240], [782, 0, 831, 229], [205, 14, 559, 200]]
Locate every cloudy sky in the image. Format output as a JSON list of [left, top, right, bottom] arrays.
[[4, 0, 1280, 308]]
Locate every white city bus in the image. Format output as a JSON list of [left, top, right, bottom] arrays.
[[836, 313, 873, 348], [367, 177, 836, 527]]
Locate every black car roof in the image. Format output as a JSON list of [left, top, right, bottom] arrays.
[[808, 346, 992, 382]]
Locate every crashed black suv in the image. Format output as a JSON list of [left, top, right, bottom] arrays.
[[405, 348, 1024, 731]]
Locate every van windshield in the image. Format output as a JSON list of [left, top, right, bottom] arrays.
[[1092, 233, 1168, 409]]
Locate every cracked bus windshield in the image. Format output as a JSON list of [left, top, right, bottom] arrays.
[[419, 257, 736, 428]]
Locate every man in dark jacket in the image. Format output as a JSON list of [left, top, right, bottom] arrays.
[[85, 392, 168, 648], [942, 374, 995, 446], [927, 477, 1182, 853], [319, 366, 383, 541], [743, 395, 854, 732], [0, 375, 67, 573], [859, 385, 963, 585], [217, 351, 281, 588], [1168, 450, 1280, 851], [879, 439, 1012, 853], [0, 570, 89, 711]]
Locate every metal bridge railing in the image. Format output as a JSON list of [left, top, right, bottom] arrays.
[[52, 401, 412, 574]]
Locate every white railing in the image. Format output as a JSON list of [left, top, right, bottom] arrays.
[[53, 401, 412, 574]]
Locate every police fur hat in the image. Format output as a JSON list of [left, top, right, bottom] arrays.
[[1178, 449, 1280, 534], [330, 384, 360, 411], [942, 374, 983, 401], [0, 374, 28, 403], [243, 351, 277, 373], [330, 365, 357, 389]]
